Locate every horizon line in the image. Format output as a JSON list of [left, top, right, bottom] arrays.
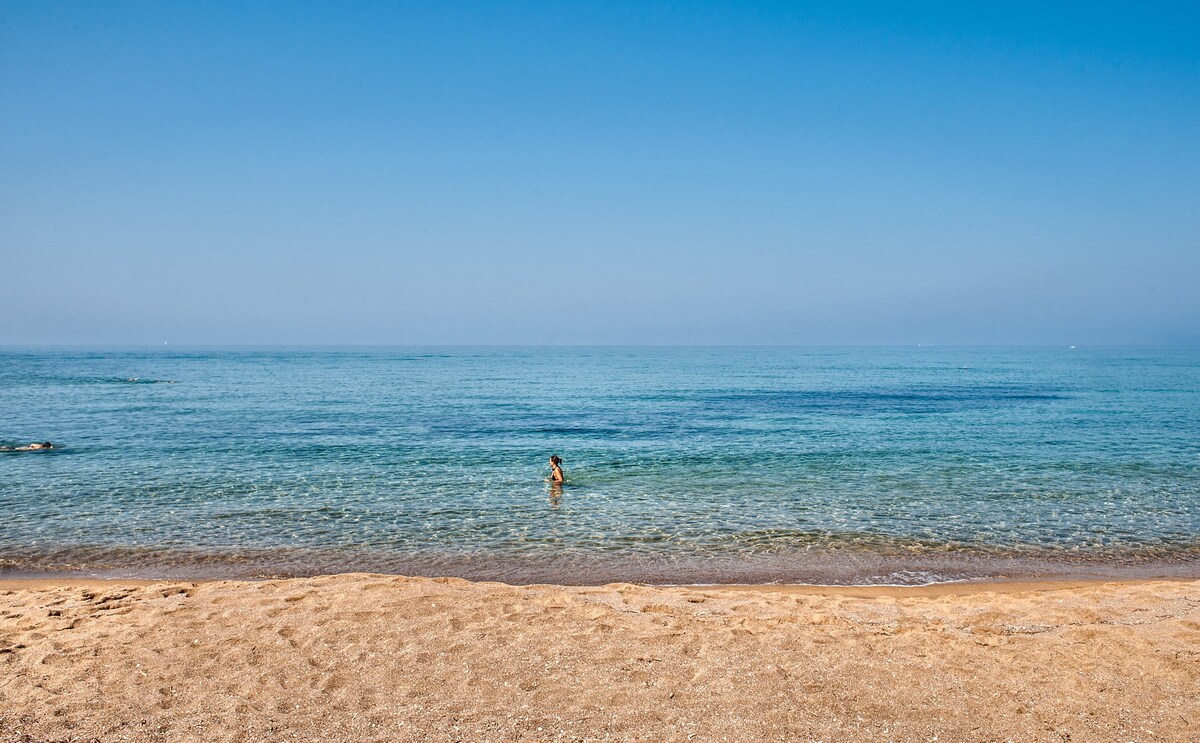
[[2, 342, 1195, 349]]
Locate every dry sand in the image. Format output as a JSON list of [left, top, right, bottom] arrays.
[[1, 574, 1198, 742]]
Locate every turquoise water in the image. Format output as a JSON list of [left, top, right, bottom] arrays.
[[2, 346, 1198, 584]]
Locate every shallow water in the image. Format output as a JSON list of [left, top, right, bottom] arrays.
[[2, 346, 1198, 584]]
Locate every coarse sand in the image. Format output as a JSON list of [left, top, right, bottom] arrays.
[[2, 574, 1198, 741]]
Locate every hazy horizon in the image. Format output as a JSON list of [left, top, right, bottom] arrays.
[[2, 342, 1196, 350], [3, 2, 1198, 346]]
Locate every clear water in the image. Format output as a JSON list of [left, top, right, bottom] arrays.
[[2, 346, 1198, 585]]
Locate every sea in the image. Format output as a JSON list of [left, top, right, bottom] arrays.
[[2, 346, 1198, 585]]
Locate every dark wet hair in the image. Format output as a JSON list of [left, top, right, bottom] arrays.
[[550, 455, 562, 466], [42, 442, 53, 448]]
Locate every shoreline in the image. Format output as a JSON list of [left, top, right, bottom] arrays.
[[5, 547, 1199, 588], [3, 572, 1198, 596]]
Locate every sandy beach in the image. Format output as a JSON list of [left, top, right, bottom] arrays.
[[2, 575, 1197, 741]]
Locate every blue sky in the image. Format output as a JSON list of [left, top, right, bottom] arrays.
[[2, 1, 1197, 344]]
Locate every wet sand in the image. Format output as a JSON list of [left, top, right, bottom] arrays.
[[2, 574, 1198, 741]]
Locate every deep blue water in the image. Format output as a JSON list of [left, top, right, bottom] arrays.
[[2, 346, 1198, 584]]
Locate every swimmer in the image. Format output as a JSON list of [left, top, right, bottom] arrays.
[[1, 441, 54, 452], [548, 455, 564, 484]]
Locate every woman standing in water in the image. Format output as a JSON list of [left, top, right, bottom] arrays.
[[548, 455, 564, 484]]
